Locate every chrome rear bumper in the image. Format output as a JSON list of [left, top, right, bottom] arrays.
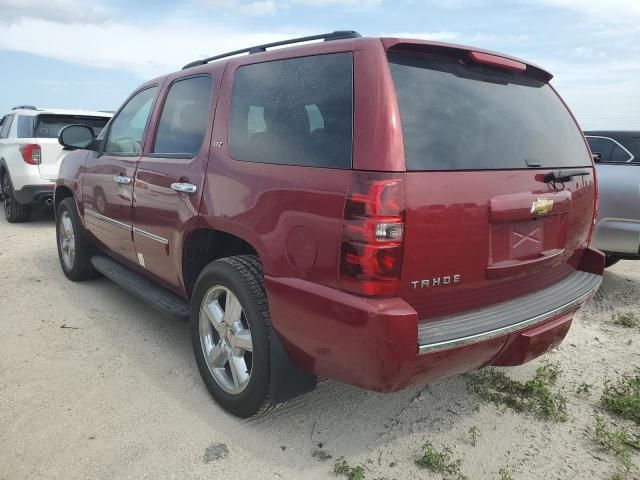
[[418, 270, 602, 354]]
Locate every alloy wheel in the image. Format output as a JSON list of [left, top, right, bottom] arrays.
[[2, 176, 10, 212], [199, 286, 253, 395], [58, 211, 76, 270]]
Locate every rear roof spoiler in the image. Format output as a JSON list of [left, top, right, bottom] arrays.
[[381, 38, 553, 82]]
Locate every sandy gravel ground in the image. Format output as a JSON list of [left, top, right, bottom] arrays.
[[1, 208, 639, 480]]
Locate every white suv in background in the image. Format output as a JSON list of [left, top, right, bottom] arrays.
[[0, 106, 112, 222]]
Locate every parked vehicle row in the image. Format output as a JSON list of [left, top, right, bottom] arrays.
[[41, 32, 606, 417], [0, 106, 111, 222]]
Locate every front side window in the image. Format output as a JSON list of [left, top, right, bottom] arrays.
[[105, 87, 157, 155], [229, 53, 353, 169], [152, 76, 213, 157]]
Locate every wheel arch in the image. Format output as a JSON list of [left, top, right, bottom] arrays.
[[182, 228, 260, 298], [53, 185, 80, 221], [54, 184, 74, 209]]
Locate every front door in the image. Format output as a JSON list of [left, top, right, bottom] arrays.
[[132, 73, 218, 294], [83, 86, 159, 264]]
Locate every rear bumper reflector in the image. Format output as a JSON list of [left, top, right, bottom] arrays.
[[417, 270, 601, 354]]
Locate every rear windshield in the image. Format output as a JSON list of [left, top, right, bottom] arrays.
[[34, 115, 110, 138], [388, 52, 591, 171]]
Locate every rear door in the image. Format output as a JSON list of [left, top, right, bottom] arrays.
[[82, 86, 159, 264], [33, 114, 110, 180], [132, 72, 218, 294], [386, 48, 595, 319]]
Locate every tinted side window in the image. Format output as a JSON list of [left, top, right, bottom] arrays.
[[229, 53, 353, 169], [587, 137, 616, 163], [153, 76, 213, 157], [610, 144, 633, 163], [105, 87, 157, 155], [34, 115, 109, 139], [0, 115, 14, 139], [17, 116, 35, 138]]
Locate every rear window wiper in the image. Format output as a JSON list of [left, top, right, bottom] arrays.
[[542, 169, 590, 183]]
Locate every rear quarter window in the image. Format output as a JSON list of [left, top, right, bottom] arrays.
[[34, 115, 110, 138], [152, 75, 214, 157], [388, 52, 591, 171], [229, 53, 353, 169], [17, 116, 35, 138]]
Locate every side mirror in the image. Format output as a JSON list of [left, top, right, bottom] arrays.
[[59, 124, 96, 150], [592, 152, 602, 163]]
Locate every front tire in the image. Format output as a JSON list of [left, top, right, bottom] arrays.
[[2, 172, 31, 223], [191, 255, 272, 418], [56, 198, 99, 281]]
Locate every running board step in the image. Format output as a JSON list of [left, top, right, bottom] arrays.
[[91, 255, 190, 320]]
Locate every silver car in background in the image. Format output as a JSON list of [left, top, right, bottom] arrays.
[[586, 131, 640, 267]]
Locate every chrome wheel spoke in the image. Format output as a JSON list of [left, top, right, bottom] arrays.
[[206, 343, 227, 368], [223, 291, 243, 327], [230, 329, 253, 352], [202, 302, 225, 334], [229, 355, 250, 391]]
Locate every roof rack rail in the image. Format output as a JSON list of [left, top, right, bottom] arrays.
[[182, 30, 361, 70], [12, 105, 37, 110]]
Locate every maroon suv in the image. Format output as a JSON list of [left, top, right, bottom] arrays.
[[55, 31, 604, 417]]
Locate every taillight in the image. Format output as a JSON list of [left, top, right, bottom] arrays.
[[19, 144, 41, 165], [340, 173, 404, 297]]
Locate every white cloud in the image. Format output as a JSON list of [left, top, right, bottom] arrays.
[[290, 0, 382, 6], [237, 0, 277, 15], [0, 0, 111, 24], [540, 0, 640, 19], [197, 0, 276, 15], [197, 0, 382, 14], [0, 18, 306, 78]]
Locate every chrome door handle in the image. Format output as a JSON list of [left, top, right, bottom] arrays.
[[170, 183, 197, 194], [113, 175, 132, 185]]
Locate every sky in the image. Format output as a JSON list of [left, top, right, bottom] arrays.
[[0, 0, 638, 130]]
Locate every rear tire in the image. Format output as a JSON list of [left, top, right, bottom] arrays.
[[56, 198, 99, 281], [605, 257, 621, 268], [191, 255, 272, 418], [2, 172, 31, 223]]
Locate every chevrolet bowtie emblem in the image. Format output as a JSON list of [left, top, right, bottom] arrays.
[[531, 197, 554, 216]]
